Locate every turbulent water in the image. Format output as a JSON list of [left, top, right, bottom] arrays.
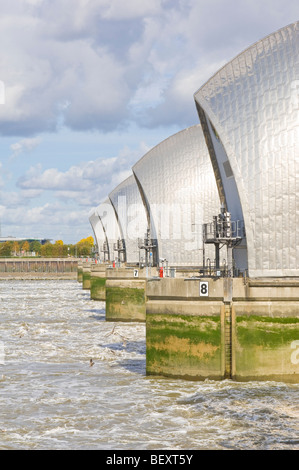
[[0, 280, 298, 450]]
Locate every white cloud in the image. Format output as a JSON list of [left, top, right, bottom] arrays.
[[9, 137, 41, 160], [0, 0, 297, 136], [100, 0, 162, 20], [0, 163, 4, 189], [0, 189, 43, 209], [17, 141, 151, 203], [0, 201, 89, 239]]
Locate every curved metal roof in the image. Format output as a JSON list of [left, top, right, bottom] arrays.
[[108, 174, 148, 264], [88, 207, 106, 260], [132, 124, 221, 267], [95, 198, 120, 262], [194, 21, 299, 277]]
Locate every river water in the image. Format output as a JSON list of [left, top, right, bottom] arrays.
[[0, 280, 298, 450]]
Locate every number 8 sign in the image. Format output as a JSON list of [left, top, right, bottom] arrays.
[[200, 281, 209, 297]]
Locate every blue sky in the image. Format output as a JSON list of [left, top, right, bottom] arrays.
[[0, 0, 298, 244]]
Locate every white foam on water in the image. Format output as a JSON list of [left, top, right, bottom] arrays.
[[0, 280, 298, 450]]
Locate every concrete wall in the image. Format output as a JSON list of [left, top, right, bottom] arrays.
[[231, 278, 299, 382], [105, 267, 153, 322], [78, 259, 299, 383], [146, 278, 225, 380], [90, 264, 107, 300], [82, 262, 92, 289], [146, 277, 299, 382], [0, 258, 78, 280], [77, 260, 83, 282]]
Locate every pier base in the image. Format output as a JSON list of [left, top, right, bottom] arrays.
[[90, 264, 106, 300], [232, 278, 299, 382], [82, 262, 91, 290], [146, 278, 225, 380], [146, 277, 299, 383], [77, 261, 83, 283], [105, 267, 150, 322]]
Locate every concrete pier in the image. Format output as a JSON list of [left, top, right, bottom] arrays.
[[77, 260, 83, 283], [77, 259, 299, 383], [105, 266, 153, 322], [82, 262, 91, 289], [146, 277, 299, 383], [90, 264, 107, 300], [232, 278, 299, 382]]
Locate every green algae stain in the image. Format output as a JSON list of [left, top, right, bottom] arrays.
[[236, 316, 299, 348], [147, 314, 221, 345], [106, 286, 146, 321], [106, 286, 145, 308], [146, 313, 222, 377], [90, 277, 106, 300]]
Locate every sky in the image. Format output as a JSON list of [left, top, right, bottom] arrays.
[[0, 0, 298, 244]]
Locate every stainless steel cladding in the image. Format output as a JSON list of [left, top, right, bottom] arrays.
[[96, 198, 121, 262], [88, 208, 106, 261], [108, 174, 148, 264], [194, 21, 299, 277], [132, 125, 221, 267]]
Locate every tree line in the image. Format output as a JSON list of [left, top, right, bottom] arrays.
[[0, 237, 94, 258]]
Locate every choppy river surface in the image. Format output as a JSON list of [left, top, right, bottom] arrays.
[[0, 280, 298, 450]]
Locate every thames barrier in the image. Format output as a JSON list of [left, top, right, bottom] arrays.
[[86, 21, 299, 384]]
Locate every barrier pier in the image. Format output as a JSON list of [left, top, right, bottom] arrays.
[[105, 267, 151, 322], [146, 277, 299, 383]]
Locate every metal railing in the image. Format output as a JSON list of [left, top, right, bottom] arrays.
[[203, 218, 245, 242]]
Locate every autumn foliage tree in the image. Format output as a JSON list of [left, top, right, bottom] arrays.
[[0, 236, 95, 258], [12, 241, 20, 254], [21, 241, 30, 253], [0, 241, 13, 257], [75, 237, 94, 256], [40, 240, 68, 257]]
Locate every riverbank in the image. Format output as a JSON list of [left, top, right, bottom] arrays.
[[0, 258, 78, 280]]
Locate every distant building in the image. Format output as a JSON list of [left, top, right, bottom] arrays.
[[0, 237, 50, 245]]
